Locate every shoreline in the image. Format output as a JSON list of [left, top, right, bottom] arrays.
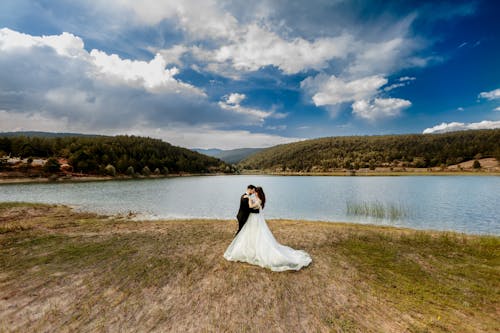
[[241, 170, 500, 177], [2, 201, 498, 237], [1, 169, 499, 185], [0, 172, 229, 185]]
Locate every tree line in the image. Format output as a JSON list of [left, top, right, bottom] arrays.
[[0, 135, 233, 175], [239, 129, 500, 171]]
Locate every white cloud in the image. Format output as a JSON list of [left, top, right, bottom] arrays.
[[384, 83, 406, 92], [218, 93, 287, 123], [92, 0, 239, 40], [99, 1, 355, 75], [301, 74, 387, 106], [494, 107, 500, 112], [0, 27, 202, 97], [478, 88, 500, 100], [352, 98, 411, 120], [423, 120, 500, 134], [90, 50, 203, 95], [301, 73, 411, 119], [153, 44, 189, 66], [457, 107, 464, 111], [225, 93, 246, 105], [0, 28, 85, 58], [384, 76, 416, 91], [205, 25, 353, 74]]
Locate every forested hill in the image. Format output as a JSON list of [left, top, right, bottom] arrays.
[[239, 129, 500, 172], [0, 135, 233, 174]]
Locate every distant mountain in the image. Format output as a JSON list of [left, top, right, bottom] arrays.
[[239, 129, 500, 171], [0, 131, 102, 138], [193, 148, 263, 164]]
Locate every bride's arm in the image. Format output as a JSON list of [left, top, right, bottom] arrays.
[[248, 197, 260, 209]]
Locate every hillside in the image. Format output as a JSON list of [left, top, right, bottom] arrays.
[[239, 129, 500, 172], [0, 203, 498, 332], [0, 134, 232, 176], [193, 148, 263, 164]]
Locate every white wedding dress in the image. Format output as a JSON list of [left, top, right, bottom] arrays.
[[223, 197, 312, 272]]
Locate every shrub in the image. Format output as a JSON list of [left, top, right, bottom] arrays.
[[126, 166, 135, 176], [162, 167, 169, 175], [153, 167, 161, 175], [142, 166, 151, 176], [43, 158, 61, 173], [105, 164, 116, 176], [473, 160, 481, 169]]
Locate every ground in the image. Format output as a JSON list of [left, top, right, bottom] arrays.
[[0, 203, 498, 332]]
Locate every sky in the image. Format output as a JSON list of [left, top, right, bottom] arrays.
[[0, 0, 499, 149]]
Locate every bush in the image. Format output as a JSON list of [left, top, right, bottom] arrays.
[[473, 160, 481, 169], [126, 166, 135, 176], [43, 158, 61, 173], [162, 167, 169, 175], [142, 166, 151, 176], [153, 167, 161, 175], [105, 164, 116, 176]]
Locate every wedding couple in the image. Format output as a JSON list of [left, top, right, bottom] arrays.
[[223, 185, 312, 272]]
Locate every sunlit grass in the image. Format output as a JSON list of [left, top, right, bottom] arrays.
[[346, 199, 410, 220]]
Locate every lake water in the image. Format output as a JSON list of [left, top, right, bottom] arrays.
[[0, 175, 498, 235]]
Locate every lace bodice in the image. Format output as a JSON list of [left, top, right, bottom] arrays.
[[248, 195, 262, 210]]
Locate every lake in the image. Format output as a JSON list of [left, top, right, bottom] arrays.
[[0, 175, 498, 235]]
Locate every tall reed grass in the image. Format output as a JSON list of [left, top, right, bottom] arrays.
[[346, 200, 410, 220]]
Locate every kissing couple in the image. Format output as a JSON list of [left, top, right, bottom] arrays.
[[223, 185, 312, 272]]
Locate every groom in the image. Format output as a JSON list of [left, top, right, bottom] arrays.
[[235, 185, 259, 235]]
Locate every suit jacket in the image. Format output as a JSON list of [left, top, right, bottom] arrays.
[[236, 193, 259, 224]]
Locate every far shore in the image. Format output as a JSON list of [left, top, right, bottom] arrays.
[[0, 172, 228, 185], [1, 168, 499, 185], [241, 169, 500, 177]]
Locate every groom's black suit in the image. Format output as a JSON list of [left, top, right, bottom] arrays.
[[236, 193, 259, 234]]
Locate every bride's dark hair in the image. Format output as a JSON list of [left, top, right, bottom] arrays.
[[255, 187, 266, 209]]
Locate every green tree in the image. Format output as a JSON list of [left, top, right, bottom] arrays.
[[473, 160, 481, 169], [43, 158, 61, 173]]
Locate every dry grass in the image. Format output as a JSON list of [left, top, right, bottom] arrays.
[[0, 203, 498, 332]]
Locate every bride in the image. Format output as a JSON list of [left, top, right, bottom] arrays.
[[224, 186, 312, 272]]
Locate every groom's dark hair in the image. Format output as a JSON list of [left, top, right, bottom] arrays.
[[247, 185, 256, 190]]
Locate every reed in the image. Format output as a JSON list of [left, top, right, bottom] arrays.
[[346, 200, 410, 220]]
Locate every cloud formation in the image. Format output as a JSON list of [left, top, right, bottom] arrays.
[[423, 120, 500, 134], [301, 74, 411, 119], [0, 0, 491, 148], [0, 27, 294, 148], [478, 88, 500, 100], [352, 98, 411, 120]]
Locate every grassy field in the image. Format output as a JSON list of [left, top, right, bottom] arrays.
[[0, 203, 498, 332]]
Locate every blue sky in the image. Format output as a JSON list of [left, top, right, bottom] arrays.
[[0, 0, 499, 149]]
